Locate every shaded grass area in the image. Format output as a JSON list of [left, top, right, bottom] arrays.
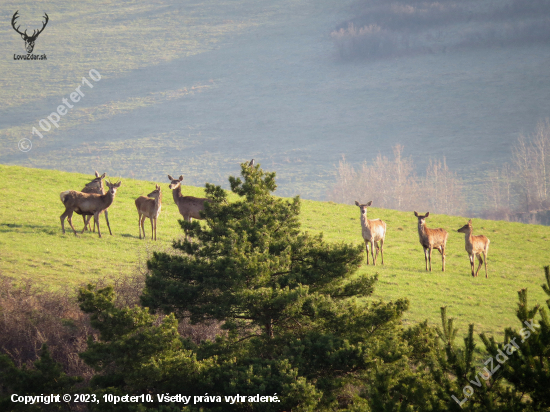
[[1, 164, 549, 342]]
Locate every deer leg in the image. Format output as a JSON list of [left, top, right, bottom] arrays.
[[373, 241, 379, 266], [138, 213, 142, 239], [67, 212, 78, 236], [371, 240, 376, 265], [60, 210, 69, 234], [424, 247, 428, 272], [140, 216, 146, 240], [150, 218, 154, 240], [380, 238, 384, 265], [95, 213, 101, 238], [475, 254, 483, 277], [441, 246, 445, 272], [428, 247, 433, 271], [483, 252, 488, 278], [469, 254, 475, 277], [365, 241, 370, 265], [82, 216, 90, 234], [153, 218, 157, 241], [104, 210, 112, 236]]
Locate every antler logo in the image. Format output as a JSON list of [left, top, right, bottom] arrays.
[[11, 11, 49, 54]]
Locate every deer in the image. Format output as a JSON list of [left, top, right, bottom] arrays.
[[60, 181, 121, 238], [168, 175, 210, 237], [11, 11, 49, 54], [354, 201, 386, 265], [135, 184, 162, 240], [78, 171, 113, 235], [414, 212, 448, 272], [457, 219, 490, 278]]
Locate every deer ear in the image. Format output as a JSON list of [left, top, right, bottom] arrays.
[[115, 181, 122, 187], [101, 173, 106, 179], [95, 171, 100, 177], [414, 211, 418, 217], [354, 201, 360, 206], [167, 175, 173, 181], [179, 176, 183, 181], [468, 219, 472, 224], [366, 201, 372, 206], [425, 212, 430, 217]]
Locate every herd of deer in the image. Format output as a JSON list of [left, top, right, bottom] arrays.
[[355, 201, 490, 278], [58, 171, 490, 278], [59, 172, 209, 241]]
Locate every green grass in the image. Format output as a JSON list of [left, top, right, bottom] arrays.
[[1, 164, 549, 342]]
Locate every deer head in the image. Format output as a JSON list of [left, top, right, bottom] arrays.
[[105, 180, 122, 196], [414, 211, 430, 225], [11, 11, 49, 54], [148, 184, 161, 198], [168, 175, 184, 190], [355, 200, 373, 217], [457, 219, 473, 234]]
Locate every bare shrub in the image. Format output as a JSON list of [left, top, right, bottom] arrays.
[[329, 145, 422, 210], [329, 145, 464, 215], [0, 269, 223, 384], [512, 119, 550, 212], [0, 275, 94, 381], [423, 157, 465, 215], [89, 271, 224, 344]]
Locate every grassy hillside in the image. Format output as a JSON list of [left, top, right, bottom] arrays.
[[1, 164, 549, 342]]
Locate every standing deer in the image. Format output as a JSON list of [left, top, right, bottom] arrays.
[[414, 211, 448, 272], [457, 219, 490, 278], [355, 201, 386, 265], [135, 184, 162, 240], [168, 175, 210, 233], [79, 171, 112, 235], [60, 181, 121, 238]]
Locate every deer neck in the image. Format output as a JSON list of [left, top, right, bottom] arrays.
[[418, 221, 428, 238], [463, 228, 474, 245], [360, 213, 370, 229], [154, 192, 162, 213], [172, 185, 182, 204], [98, 190, 116, 210]]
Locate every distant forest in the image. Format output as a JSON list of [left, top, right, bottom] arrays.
[[331, 0, 550, 60], [329, 119, 550, 224]]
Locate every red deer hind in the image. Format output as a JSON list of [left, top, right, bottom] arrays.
[[355, 201, 386, 265], [135, 184, 162, 240], [79, 171, 113, 235], [168, 175, 210, 236], [414, 211, 448, 272], [457, 219, 490, 278], [60, 180, 121, 238]]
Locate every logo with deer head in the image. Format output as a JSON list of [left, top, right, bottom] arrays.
[[11, 11, 49, 54]]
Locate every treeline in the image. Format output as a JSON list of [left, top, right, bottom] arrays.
[[328, 144, 465, 216], [483, 119, 550, 222], [329, 119, 550, 224], [1, 164, 550, 411], [331, 0, 550, 60]]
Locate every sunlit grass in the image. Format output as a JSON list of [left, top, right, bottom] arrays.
[[1, 164, 549, 343]]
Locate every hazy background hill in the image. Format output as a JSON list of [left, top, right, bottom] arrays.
[[1, 0, 550, 211]]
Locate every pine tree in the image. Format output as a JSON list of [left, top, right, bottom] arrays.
[[141, 163, 378, 339], [136, 162, 410, 410], [0, 344, 81, 411]]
